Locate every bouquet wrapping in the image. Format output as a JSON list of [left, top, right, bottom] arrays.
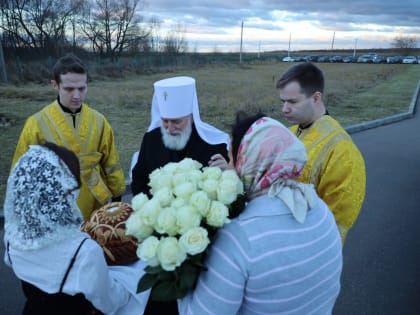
[[125, 158, 245, 301]]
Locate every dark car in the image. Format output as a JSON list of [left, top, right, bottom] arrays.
[[304, 55, 319, 62], [330, 55, 343, 63], [357, 54, 374, 63], [317, 55, 331, 62], [373, 55, 387, 63], [387, 56, 404, 64], [343, 55, 357, 63]]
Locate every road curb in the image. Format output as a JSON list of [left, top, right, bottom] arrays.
[[1, 80, 420, 219]]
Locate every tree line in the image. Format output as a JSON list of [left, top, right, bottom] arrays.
[[0, 0, 188, 61]]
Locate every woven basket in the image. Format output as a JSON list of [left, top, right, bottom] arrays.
[[81, 202, 138, 265]]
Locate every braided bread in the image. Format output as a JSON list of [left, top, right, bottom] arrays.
[[81, 202, 139, 265]]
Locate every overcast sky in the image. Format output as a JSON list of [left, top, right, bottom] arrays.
[[142, 0, 420, 52]]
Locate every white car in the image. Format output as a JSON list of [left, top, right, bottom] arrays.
[[282, 56, 295, 62], [402, 56, 417, 64]]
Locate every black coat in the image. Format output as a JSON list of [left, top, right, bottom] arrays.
[[131, 125, 229, 196]]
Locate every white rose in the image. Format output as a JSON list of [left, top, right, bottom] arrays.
[[187, 169, 203, 185], [176, 205, 201, 234], [136, 236, 160, 267], [206, 200, 230, 227], [172, 172, 189, 187], [162, 162, 178, 175], [171, 197, 185, 209], [155, 207, 178, 236], [157, 237, 187, 271], [217, 178, 239, 205], [177, 158, 203, 172], [125, 211, 154, 241], [131, 193, 149, 211], [199, 178, 218, 200], [202, 166, 222, 180], [138, 198, 161, 226], [222, 169, 244, 195], [149, 170, 173, 193], [154, 187, 174, 207], [179, 227, 210, 255], [149, 167, 163, 184], [174, 181, 196, 202], [189, 190, 211, 216]]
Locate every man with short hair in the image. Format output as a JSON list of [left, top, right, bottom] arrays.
[[11, 53, 126, 220], [130, 76, 230, 315], [276, 62, 366, 244], [131, 76, 230, 198]]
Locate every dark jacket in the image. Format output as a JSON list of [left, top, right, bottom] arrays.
[[131, 124, 229, 196]]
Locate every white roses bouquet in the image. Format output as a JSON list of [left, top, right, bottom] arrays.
[[125, 158, 245, 301]]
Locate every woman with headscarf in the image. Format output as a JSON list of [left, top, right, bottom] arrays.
[[178, 112, 343, 314], [3, 142, 149, 315]]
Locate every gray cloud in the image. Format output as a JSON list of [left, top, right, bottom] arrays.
[[142, 0, 420, 51]]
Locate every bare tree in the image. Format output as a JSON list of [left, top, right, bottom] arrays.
[[0, 0, 84, 55], [391, 35, 418, 54], [162, 22, 188, 54], [78, 0, 149, 60]]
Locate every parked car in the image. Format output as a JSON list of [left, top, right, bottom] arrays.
[[304, 55, 319, 62], [402, 56, 417, 64], [282, 56, 295, 62], [317, 55, 331, 62], [330, 55, 343, 62], [387, 55, 404, 64], [343, 55, 357, 63], [357, 54, 374, 63], [373, 55, 387, 63]]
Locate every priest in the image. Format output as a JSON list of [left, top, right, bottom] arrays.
[[131, 76, 230, 197], [131, 76, 230, 315]]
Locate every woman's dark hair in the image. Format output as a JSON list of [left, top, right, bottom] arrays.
[[231, 111, 266, 164], [42, 142, 81, 188]]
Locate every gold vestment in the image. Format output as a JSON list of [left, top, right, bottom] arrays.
[[290, 115, 366, 243], [12, 101, 126, 219]]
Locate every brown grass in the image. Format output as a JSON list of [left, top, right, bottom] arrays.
[[1, 62, 419, 207]]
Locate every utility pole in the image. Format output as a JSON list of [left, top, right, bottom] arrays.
[[239, 20, 243, 64], [0, 35, 7, 84], [331, 31, 335, 50], [288, 32, 291, 57], [353, 39, 358, 57], [257, 40, 261, 58]]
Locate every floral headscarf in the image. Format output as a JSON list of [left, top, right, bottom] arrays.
[[4, 145, 83, 250], [235, 117, 315, 223]]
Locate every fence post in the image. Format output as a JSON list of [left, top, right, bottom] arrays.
[[0, 36, 7, 84]]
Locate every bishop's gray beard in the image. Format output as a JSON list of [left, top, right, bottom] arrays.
[[161, 121, 192, 150]]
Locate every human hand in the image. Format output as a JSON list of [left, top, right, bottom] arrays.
[[208, 154, 229, 170]]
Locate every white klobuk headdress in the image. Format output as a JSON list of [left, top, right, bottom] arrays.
[[148, 76, 230, 148]]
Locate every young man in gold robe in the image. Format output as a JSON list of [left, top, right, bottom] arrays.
[[11, 54, 125, 219], [277, 62, 366, 243]]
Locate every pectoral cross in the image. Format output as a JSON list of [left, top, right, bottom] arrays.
[[163, 91, 168, 101]]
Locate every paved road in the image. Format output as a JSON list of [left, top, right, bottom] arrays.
[[1, 90, 420, 314], [333, 108, 420, 315]]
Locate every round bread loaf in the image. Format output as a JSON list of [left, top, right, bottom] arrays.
[[81, 202, 138, 265]]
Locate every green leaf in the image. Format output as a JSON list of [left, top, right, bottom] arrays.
[[145, 265, 164, 274], [229, 193, 246, 218], [137, 273, 159, 293], [151, 278, 179, 301]]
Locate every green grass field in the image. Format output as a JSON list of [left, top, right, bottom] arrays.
[[1, 62, 420, 207]]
